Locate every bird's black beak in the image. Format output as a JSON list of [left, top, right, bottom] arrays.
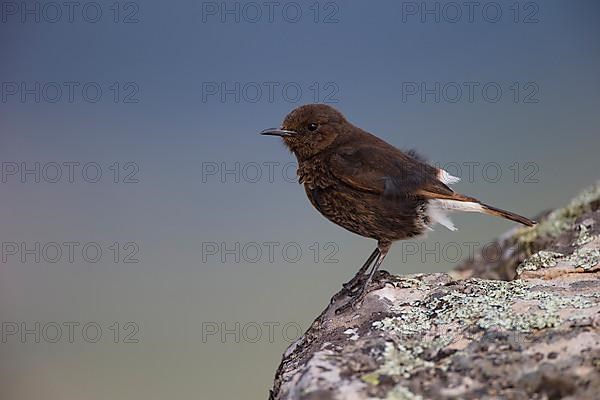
[[259, 128, 297, 137]]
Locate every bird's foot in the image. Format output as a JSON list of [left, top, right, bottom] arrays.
[[335, 274, 386, 314], [335, 285, 368, 314], [335, 296, 361, 315], [342, 286, 362, 298], [341, 274, 368, 294]]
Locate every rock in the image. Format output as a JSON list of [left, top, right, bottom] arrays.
[[270, 182, 600, 400]]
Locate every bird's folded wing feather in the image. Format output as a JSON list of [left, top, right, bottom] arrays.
[[328, 145, 471, 202]]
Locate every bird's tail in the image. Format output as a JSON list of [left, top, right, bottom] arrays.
[[479, 202, 536, 227], [426, 191, 537, 229], [429, 169, 536, 227]]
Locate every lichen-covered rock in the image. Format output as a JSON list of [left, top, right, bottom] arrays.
[[454, 181, 600, 280], [270, 182, 600, 400]]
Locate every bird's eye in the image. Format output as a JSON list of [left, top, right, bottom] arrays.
[[307, 123, 318, 131]]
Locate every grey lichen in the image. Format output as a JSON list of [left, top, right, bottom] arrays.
[[376, 341, 434, 379], [568, 247, 600, 270], [573, 220, 598, 246], [516, 238, 599, 275], [372, 312, 431, 337], [516, 250, 565, 275], [378, 278, 597, 339], [427, 279, 567, 332]]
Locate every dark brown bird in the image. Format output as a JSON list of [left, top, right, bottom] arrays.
[[260, 104, 535, 313]]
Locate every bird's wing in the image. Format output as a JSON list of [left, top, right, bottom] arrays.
[[329, 143, 536, 227], [328, 144, 460, 201]]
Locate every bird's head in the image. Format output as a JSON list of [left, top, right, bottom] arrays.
[[260, 104, 348, 160]]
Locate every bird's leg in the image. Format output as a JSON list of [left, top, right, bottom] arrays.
[[341, 247, 380, 293], [336, 243, 390, 314]]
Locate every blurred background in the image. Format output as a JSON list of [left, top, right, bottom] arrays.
[[1, 0, 599, 399]]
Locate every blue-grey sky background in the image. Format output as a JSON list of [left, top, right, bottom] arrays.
[[1, 1, 599, 399]]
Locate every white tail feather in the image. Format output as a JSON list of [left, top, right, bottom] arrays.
[[438, 169, 460, 185], [427, 199, 484, 231]]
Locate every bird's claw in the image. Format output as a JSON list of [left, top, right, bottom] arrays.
[[341, 275, 367, 293], [336, 273, 387, 314], [341, 289, 360, 298], [335, 294, 364, 314], [335, 287, 368, 314], [341, 281, 358, 294]]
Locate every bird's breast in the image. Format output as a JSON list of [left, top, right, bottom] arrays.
[[297, 160, 335, 189]]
